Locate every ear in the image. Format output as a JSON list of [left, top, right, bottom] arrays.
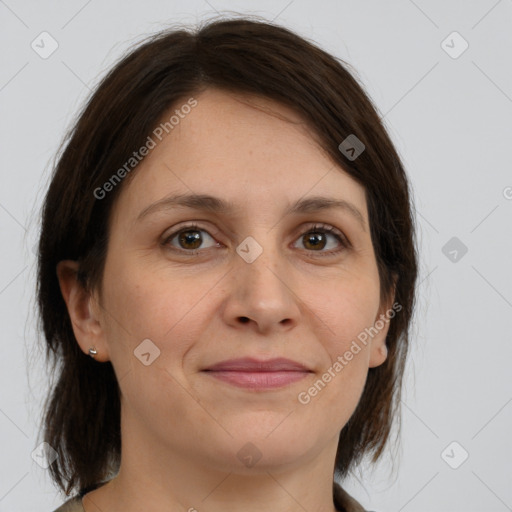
[[368, 276, 398, 369], [56, 260, 110, 362]]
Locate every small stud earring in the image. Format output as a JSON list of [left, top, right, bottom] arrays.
[[88, 347, 98, 358]]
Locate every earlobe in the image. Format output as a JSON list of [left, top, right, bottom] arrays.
[[56, 260, 109, 362], [369, 342, 388, 368], [368, 282, 396, 368]]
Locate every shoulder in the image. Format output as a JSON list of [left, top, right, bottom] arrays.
[[52, 484, 378, 512], [51, 495, 84, 512]]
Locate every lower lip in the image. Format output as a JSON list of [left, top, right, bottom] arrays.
[[203, 370, 311, 389]]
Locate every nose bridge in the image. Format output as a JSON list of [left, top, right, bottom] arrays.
[[228, 229, 300, 329], [235, 230, 284, 285]]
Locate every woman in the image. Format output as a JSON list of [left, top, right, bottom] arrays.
[[36, 16, 418, 512]]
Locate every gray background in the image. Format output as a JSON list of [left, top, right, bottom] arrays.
[[1, 0, 511, 511]]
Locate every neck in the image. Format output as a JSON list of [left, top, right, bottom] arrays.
[[83, 407, 341, 512]]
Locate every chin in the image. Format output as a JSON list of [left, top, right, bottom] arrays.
[[204, 427, 319, 474]]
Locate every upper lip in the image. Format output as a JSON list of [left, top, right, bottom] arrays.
[[203, 357, 312, 372]]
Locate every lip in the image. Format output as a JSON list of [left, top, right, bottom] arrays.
[[202, 357, 313, 390], [204, 357, 311, 372]]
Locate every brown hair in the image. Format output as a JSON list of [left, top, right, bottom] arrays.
[[36, 15, 418, 498]]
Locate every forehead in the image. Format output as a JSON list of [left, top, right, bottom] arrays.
[[111, 88, 367, 224]]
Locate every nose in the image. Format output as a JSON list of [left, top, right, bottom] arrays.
[[221, 238, 301, 335]]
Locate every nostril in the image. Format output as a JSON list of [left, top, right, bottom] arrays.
[[239, 317, 250, 323]]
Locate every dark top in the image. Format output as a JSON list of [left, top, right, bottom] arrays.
[[52, 480, 375, 511]]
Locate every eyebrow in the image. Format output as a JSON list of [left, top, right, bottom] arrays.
[[136, 193, 366, 231]]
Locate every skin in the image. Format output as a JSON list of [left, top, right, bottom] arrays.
[[57, 87, 393, 512]]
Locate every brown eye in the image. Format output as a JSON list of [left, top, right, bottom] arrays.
[[163, 223, 348, 256], [178, 230, 202, 250], [302, 231, 327, 250], [164, 224, 217, 252], [294, 224, 348, 255]]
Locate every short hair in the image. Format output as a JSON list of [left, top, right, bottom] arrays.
[[36, 15, 418, 496]]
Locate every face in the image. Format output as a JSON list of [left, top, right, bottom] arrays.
[[61, 87, 393, 475]]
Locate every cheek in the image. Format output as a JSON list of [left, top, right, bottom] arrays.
[[299, 306, 373, 431], [100, 265, 209, 420], [101, 261, 214, 365], [307, 269, 381, 343], [302, 272, 379, 404]]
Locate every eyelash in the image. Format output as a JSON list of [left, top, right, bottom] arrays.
[[162, 223, 350, 257]]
